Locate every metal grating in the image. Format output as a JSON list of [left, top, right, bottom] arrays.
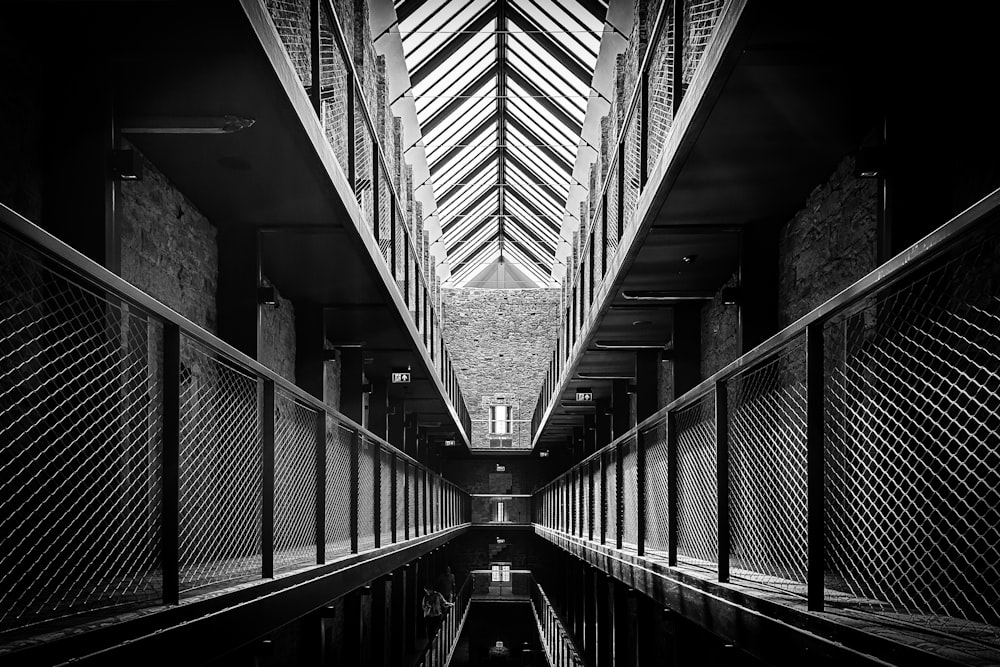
[[409, 462, 418, 537], [378, 163, 393, 264], [178, 338, 261, 592], [325, 418, 353, 559], [682, 0, 724, 89], [622, 102, 642, 231], [622, 437, 639, 548], [644, 421, 670, 554], [605, 450, 618, 544], [593, 458, 604, 542], [646, 1, 675, 174], [824, 228, 1000, 639], [264, 0, 312, 89], [396, 456, 406, 538], [607, 163, 620, 252], [380, 447, 393, 545], [727, 340, 808, 593], [0, 248, 163, 629], [274, 391, 319, 573], [319, 3, 350, 177], [357, 436, 375, 551], [355, 94, 375, 235], [674, 392, 717, 570]]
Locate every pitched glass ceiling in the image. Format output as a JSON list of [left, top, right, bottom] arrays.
[[394, 0, 607, 287]]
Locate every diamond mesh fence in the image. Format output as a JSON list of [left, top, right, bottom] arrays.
[[178, 338, 261, 593], [647, 1, 675, 175], [824, 225, 1000, 641], [357, 435, 375, 551], [0, 244, 163, 629], [604, 450, 618, 544], [325, 418, 353, 559], [355, 96, 375, 235], [378, 163, 393, 264], [264, 0, 312, 89], [675, 391, 717, 570], [380, 447, 393, 546], [607, 165, 620, 252], [642, 419, 671, 555], [319, 3, 350, 177], [593, 458, 604, 542], [274, 391, 319, 573], [727, 339, 808, 594], [409, 462, 418, 537], [581, 464, 591, 539], [623, 104, 642, 231], [396, 456, 406, 538], [682, 0, 724, 90], [622, 437, 639, 548]]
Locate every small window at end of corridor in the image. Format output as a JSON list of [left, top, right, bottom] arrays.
[[489, 404, 511, 435]]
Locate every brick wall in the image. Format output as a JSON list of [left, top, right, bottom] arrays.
[[441, 288, 560, 449], [119, 143, 218, 333], [700, 272, 740, 378], [259, 281, 297, 384], [778, 155, 878, 326]]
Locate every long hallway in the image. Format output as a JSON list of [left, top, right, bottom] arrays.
[[2, 0, 1000, 665]]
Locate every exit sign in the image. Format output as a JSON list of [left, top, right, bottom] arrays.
[[391, 371, 411, 384], [575, 391, 593, 401]]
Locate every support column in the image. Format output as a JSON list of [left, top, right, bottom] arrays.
[[339, 347, 364, 424], [217, 227, 260, 360], [582, 565, 596, 665], [595, 575, 613, 667], [371, 578, 388, 667], [404, 414, 418, 458], [369, 378, 388, 440], [634, 350, 659, 424], [595, 399, 611, 449], [342, 589, 363, 666], [583, 413, 596, 457], [672, 304, 701, 396], [388, 393, 405, 451], [389, 571, 405, 666], [739, 223, 779, 352], [610, 379, 630, 440], [295, 305, 326, 400]]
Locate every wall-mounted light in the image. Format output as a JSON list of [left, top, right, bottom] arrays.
[[854, 145, 884, 178], [720, 286, 741, 306], [120, 115, 256, 135], [257, 285, 278, 308], [110, 149, 142, 181]]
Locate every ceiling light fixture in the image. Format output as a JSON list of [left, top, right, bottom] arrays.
[[120, 115, 255, 135]]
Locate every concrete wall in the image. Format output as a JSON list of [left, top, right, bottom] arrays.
[[441, 288, 560, 449]]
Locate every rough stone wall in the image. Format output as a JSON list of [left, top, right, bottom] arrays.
[[119, 144, 218, 333], [258, 282, 297, 384], [700, 273, 740, 378], [441, 288, 561, 449], [778, 155, 878, 326]]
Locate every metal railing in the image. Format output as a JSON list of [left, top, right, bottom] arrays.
[[534, 0, 733, 442], [530, 576, 584, 667], [257, 0, 471, 438], [534, 189, 1000, 646], [0, 205, 471, 635], [417, 575, 472, 667]]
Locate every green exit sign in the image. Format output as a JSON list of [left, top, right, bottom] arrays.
[[391, 372, 411, 383], [575, 391, 593, 401]]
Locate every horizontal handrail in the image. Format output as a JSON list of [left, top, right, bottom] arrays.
[[538, 184, 1000, 489], [0, 201, 457, 487]]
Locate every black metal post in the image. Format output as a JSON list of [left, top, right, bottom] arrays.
[[310, 0, 321, 116], [316, 410, 326, 564], [262, 378, 275, 579], [667, 410, 678, 566], [391, 455, 398, 544], [616, 440, 624, 550], [403, 461, 410, 540], [373, 445, 382, 549], [350, 430, 359, 553], [639, 68, 649, 187], [600, 453, 607, 545], [716, 380, 729, 582], [807, 323, 825, 610], [347, 79, 356, 191], [161, 323, 180, 605], [637, 429, 647, 557]]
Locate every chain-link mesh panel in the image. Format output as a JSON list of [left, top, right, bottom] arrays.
[[378, 164, 393, 265], [591, 208, 605, 290], [264, 0, 312, 89], [728, 339, 808, 593], [647, 1, 675, 174], [409, 462, 418, 537], [607, 166, 620, 254], [593, 458, 604, 542], [380, 447, 393, 546], [178, 338, 261, 592], [675, 392, 717, 570], [319, 3, 350, 177], [325, 418, 353, 559], [623, 103, 642, 231], [396, 456, 406, 538], [825, 227, 1000, 640], [605, 450, 618, 544], [355, 96, 375, 235], [579, 466, 590, 538], [357, 436, 375, 551], [274, 391, 319, 573], [622, 438, 639, 548], [433, 476, 442, 532], [682, 0, 724, 90], [643, 420, 670, 554], [0, 245, 163, 629], [395, 207, 407, 297]]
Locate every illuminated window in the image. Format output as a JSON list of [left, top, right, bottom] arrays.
[[496, 500, 505, 522], [491, 563, 511, 582], [489, 404, 511, 435]]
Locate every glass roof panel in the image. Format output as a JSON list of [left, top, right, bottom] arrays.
[[397, 0, 606, 287]]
